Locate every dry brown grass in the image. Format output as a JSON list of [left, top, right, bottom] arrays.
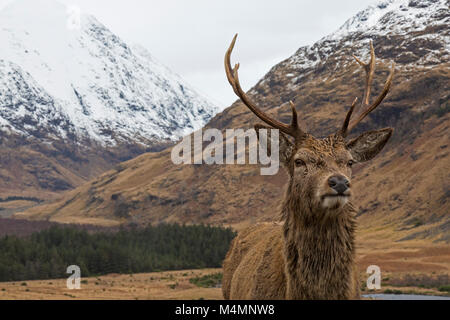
[[356, 238, 450, 296], [0, 269, 223, 300]]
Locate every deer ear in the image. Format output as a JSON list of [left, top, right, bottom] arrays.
[[346, 128, 393, 162], [254, 124, 294, 167]]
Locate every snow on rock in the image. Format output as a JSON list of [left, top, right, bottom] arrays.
[[280, 0, 449, 85], [0, 0, 219, 146], [330, 0, 449, 40]]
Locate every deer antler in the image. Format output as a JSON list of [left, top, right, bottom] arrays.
[[225, 34, 305, 141], [341, 41, 395, 138]]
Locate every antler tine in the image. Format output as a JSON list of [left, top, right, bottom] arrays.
[[289, 101, 299, 129], [342, 41, 395, 136], [352, 41, 376, 107], [340, 97, 358, 138], [347, 63, 395, 133], [225, 34, 304, 140], [224, 34, 240, 96]]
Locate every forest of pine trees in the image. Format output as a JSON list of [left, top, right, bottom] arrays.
[[0, 224, 236, 282]]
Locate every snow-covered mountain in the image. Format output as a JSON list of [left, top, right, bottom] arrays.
[[331, 0, 448, 40], [0, 0, 218, 146], [261, 0, 448, 97]]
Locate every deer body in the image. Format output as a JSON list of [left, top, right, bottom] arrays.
[[222, 35, 395, 300], [223, 218, 359, 299]]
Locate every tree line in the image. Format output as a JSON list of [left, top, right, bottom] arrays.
[[0, 223, 236, 282]]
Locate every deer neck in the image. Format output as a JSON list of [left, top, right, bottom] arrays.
[[281, 187, 357, 300]]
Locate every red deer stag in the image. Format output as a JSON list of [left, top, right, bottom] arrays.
[[222, 35, 395, 300]]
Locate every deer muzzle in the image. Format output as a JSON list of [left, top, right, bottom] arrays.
[[319, 174, 351, 208]]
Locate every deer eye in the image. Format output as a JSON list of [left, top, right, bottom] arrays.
[[295, 159, 306, 167], [347, 160, 354, 167]]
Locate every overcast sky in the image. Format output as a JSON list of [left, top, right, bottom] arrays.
[[0, 0, 377, 108]]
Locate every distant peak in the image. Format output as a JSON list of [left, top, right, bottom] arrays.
[[328, 0, 448, 40]]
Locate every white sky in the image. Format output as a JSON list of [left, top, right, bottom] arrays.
[[0, 0, 377, 108]]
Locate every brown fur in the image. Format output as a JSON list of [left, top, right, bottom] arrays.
[[223, 132, 391, 300]]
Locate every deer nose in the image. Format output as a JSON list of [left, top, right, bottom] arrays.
[[328, 175, 350, 194]]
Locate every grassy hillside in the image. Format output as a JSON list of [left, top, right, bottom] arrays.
[[15, 60, 450, 243]]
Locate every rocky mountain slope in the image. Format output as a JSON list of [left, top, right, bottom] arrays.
[[0, 0, 218, 202], [16, 0, 449, 242]]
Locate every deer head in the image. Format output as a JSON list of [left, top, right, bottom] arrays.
[[225, 34, 395, 215]]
